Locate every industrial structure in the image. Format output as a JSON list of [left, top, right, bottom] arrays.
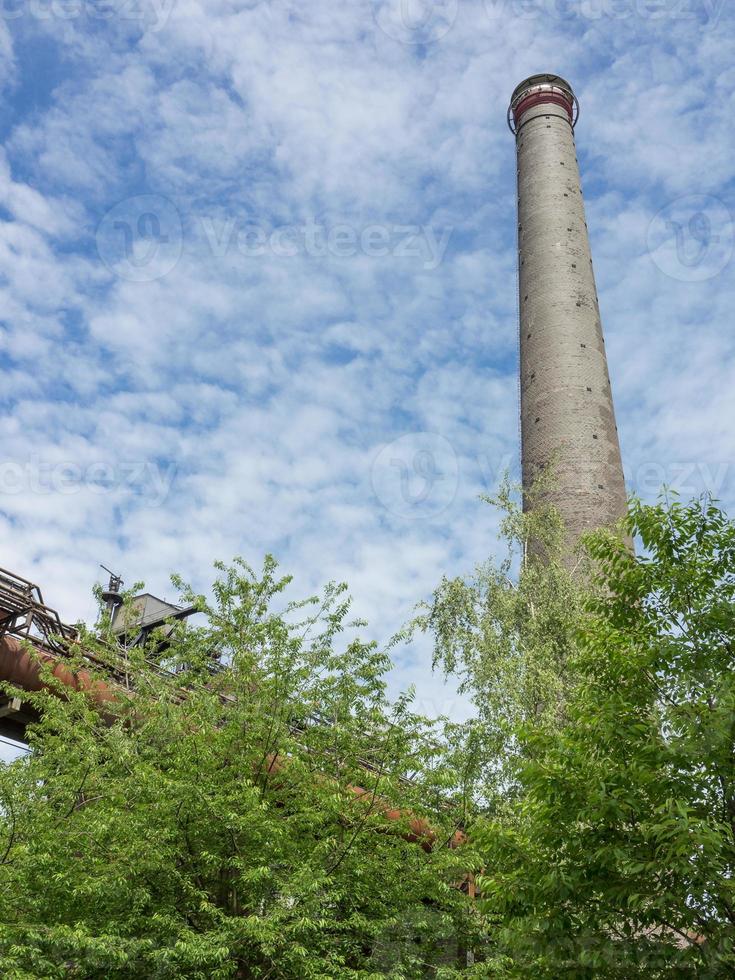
[[509, 74, 628, 552], [0, 566, 196, 744]]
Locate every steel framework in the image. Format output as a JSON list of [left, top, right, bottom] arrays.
[[0, 566, 79, 655]]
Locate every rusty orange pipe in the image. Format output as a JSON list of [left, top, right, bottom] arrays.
[[268, 753, 466, 852], [0, 634, 117, 710]]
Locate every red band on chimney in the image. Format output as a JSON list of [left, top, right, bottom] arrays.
[[513, 91, 573, 127]]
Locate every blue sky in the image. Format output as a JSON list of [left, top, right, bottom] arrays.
[[1, 0, 734, 759]]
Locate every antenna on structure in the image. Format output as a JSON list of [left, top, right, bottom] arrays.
[[100, 565, 124, 617], [98, 566, 198, 653]]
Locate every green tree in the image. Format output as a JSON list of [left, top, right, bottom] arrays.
[[477, 495, 735, 976], [414, 480, 593, 804], [0, 557, 475, 979]]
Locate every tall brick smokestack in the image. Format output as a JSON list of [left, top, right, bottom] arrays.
[[509, 74, 628, 554]]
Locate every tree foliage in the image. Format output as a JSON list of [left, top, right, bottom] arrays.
[[477, 495, 735, 976], [0, 558, 475, 979], [414, 480, 593, 802], [4, 492, 735, 977]]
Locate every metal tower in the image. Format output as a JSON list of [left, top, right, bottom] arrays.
[[509, 74, 627, 553]]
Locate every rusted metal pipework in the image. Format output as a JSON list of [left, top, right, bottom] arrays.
[[263, 752, 466, 853], [0, 633, 118, 742], [0, 564, 123, 733], [0, 633, 114, 701]]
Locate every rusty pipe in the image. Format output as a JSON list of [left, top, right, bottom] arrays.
[[0, 634, 117, 710]]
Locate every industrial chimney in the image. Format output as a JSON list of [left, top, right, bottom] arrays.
[[509, 74, 628, 554]]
